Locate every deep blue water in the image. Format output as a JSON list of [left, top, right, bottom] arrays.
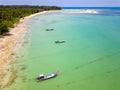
[[62, 7, 120, 10]]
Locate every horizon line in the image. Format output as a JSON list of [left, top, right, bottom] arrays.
[[0, 5, 120, 8]]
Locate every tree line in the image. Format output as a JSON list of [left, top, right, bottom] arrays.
[[0, 5, 61, 35]]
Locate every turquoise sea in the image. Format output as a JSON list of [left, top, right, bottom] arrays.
[[6, 7, 120, 90]]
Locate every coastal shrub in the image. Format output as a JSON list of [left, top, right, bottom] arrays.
[[0, 21, 9, 35], [0, 5, 61, 35]]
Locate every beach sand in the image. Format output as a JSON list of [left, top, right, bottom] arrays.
[[0, 11, 55, 89]]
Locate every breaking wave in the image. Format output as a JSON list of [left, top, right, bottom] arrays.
[[61, 9, 99, 14]]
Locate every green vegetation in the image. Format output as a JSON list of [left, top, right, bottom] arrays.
[[0, 5, 61, 35]]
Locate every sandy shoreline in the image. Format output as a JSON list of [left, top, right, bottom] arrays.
[[0, 10, 59, 89]]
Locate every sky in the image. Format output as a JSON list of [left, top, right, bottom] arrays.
[[0, 0, 120, 7]]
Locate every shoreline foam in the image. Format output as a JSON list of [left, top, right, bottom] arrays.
[[61, 9, 99, 14]]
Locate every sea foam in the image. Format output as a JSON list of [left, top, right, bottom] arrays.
[[61, 9, 99, 14]]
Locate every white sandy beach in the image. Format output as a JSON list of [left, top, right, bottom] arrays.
[[0, 10, 57, 89]]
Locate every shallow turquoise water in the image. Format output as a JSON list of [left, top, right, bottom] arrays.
[[6, 9, 120, 90]]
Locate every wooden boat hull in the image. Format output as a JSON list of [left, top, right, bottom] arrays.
[[55, 40, 65, 43], [35, 72, 58, 82]]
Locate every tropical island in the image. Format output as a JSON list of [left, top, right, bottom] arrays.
[[0, 5, 61, 35]]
